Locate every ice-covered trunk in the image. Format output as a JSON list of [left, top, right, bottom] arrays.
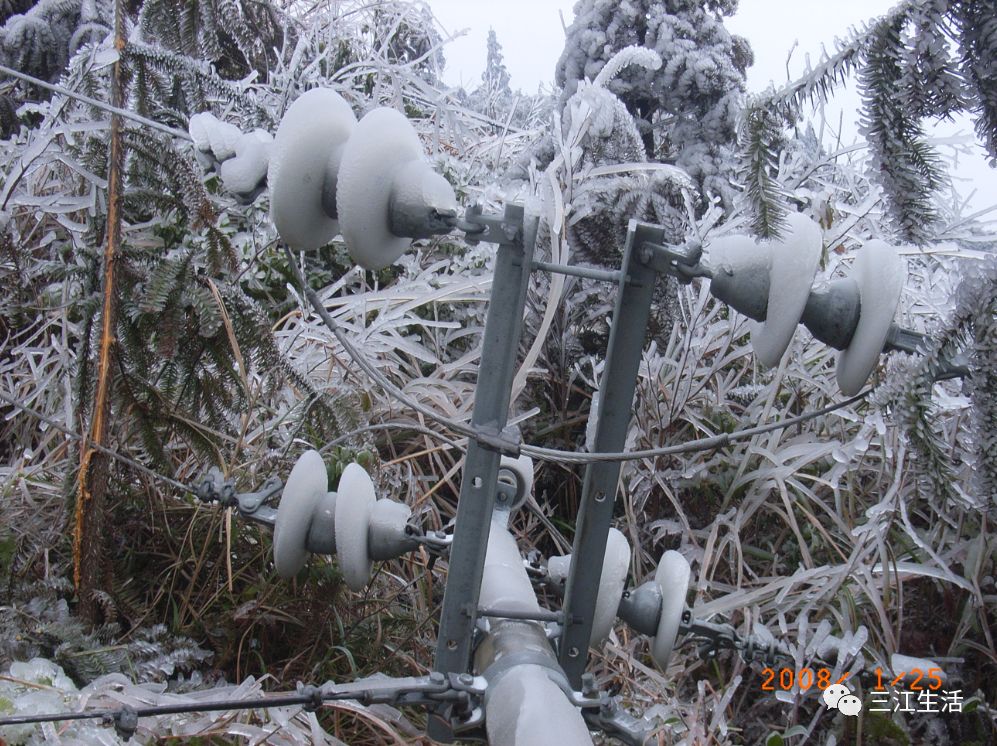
[[477, 515, 593, 745]]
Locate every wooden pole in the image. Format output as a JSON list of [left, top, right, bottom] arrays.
[[73, 0, 126, 619]]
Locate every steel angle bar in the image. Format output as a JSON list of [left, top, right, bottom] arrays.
[[530, 259, 623, 283], [429, 204, 535, 741], [558, 221, 664, 686]]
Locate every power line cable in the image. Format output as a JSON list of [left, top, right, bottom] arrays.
[[285, 248, 874, 465], [284, 246, 481, 444], [521, 389, 872, 464], [0, 391, 192, 493], [0, 679, 445, 730], [0, 62, 192, 140]]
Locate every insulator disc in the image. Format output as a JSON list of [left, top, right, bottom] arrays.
[[749, 213, 823, 367], [836, 240, 904, 395], [497, 454, 534, 510], [591, 528, 631, 643], [337, 107, 459, 269], [273, 449, 328, 578], [268, 88, 356, 249], [651, 550, 691, 671], [334, 462, 377, 591], [336, 107, 422, 270]]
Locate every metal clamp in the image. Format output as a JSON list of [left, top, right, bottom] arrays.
[[471, 423, 522, 457], [581, 694, 656, 746], [679, 612, 792, 666], [637, 234, 707, 283], [193, 470, 282, 528], [458, 204, 525, 247], [407, 525, 453, 555], [106, 707, 138, 741]]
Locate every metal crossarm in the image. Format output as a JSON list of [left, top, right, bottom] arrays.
[[429, 204, 537, 741], [558, 220, 665, 686]]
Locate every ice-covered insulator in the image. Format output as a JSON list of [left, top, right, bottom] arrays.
[[335, 462, 378, 591], [189, 111, 249, 175], [188, 111, 220, 154], [497, 454, 534, 510], [707, 214, 823, 367], [835, 240, 905, 396], [591, 528, 631, 642], [268, 88, 357, 250], [273, 449, 329, 578], [747, 213, 823, 367], [220, 130, 273, 198], [336, 107, 458, 270], [650, 550, 691, 671], [545, 528, 631, 645]]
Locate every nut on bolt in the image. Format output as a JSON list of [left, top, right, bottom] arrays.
[[581, 672, 597, 697]]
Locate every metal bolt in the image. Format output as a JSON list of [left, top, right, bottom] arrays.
[[430, 671, 446, 685], [581, 673, 597, 696], [459, 673, 474, 685]]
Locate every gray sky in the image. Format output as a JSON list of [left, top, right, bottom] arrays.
[[426, 0, 996, 217]]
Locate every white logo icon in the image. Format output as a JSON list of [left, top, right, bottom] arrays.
[[823, 683, 861, 716]]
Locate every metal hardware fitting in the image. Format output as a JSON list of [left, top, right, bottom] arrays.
[[531, 259, 624, 284], [471, 423, 522, 457], [637, 236, 708, 283], [458, 204, 525, 247], [194, 471, 281, 528]]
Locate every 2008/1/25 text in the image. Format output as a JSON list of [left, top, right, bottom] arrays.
[[874, 667, 944, 691], [760, 668, 850, 691]]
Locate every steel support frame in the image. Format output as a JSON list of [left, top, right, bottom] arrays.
[[430, 214, 666, 736], [429, 205, 535, 741], [558, 221, 663, 686]]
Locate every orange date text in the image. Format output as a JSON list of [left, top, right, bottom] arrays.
[[759, 667, 850, 691]]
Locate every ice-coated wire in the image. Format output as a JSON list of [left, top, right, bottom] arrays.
[[0, 391, 192, 493], [0, 682, 417, 728], [284, 246, 481, 446], [521, 389, 872, 464], [285, 248, 874, 465], [0, 62, 193, 141], [319, 422, 465, 454], [0, 692, 315, 726]]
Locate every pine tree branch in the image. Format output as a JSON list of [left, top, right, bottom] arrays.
[[762, 0, 919, 116], [736, 100, 789, 238], [859, 14, 944, 243]]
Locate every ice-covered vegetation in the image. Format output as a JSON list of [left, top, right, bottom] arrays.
[[0, 0, 995, 744]]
